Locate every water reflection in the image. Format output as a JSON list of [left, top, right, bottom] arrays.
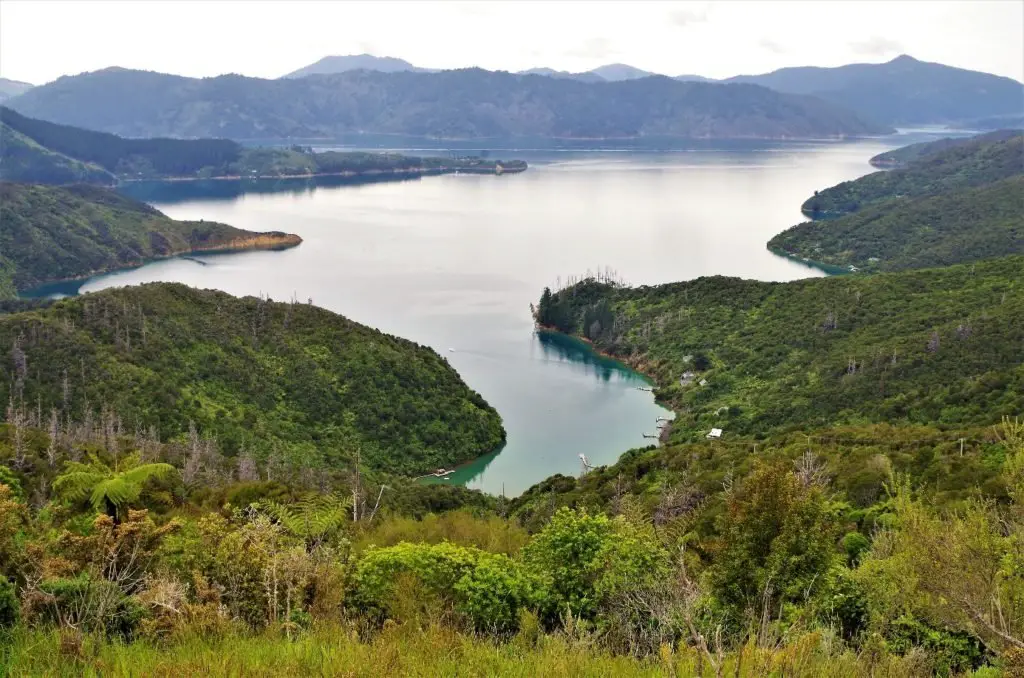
[[419, 443, 506, 490], [119, 173, 426, 205], [534, 330, 645, 384]]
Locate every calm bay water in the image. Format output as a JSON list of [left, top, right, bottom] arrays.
[[55, 134, 941, 495]]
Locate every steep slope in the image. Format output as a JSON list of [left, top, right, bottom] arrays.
[[0, 283, 505, 473], [0, 105, 242, 181], [0, 121, 115, 185], [535, 256, 1024, 439], [726, 55, 1024, 126], [772, 176, 1024, 272], [0, 183, 300, 294], [801, 131, 1024, 217], [4, 67, 890, 140]]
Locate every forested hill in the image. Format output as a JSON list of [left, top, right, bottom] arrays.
[[869, 129, 1024, 169], [0, 283, 505, 474], [535, 256, 1023, 441], [771, 176, 1024, 272], [0, 106, 240, 183], [770, 131, 1024, 272], [0, 183, 301, 296], [0, 107, 526, 184], [800, 130, 1023, 218], [3, 67, 890, 140]]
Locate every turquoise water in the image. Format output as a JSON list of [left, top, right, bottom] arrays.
[[47, 135, 936, 495]]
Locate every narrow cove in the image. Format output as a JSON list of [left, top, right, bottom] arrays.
[[29, 137, 942, 495]]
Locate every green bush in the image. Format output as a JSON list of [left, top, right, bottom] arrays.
[[522, 508, 669, 623], [351, 541, 538, 632], [885, 614, 988, 676]]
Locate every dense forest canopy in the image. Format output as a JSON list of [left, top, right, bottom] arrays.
[[773, 176, 1024, 272], [535, 256, 1023, 440], [801, 131, 1023, 218], [0, 182, 300, 296], [772, 131, 1024, 272], [0, 283, 504, 474]]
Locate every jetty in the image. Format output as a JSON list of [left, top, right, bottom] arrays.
[[417, 467, 455, 480]]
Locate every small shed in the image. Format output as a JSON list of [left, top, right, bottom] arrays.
[[698, 378, 708, 387], [706, 428, 723, 439]]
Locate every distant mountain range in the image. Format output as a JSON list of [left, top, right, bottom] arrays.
[[282, 54, 435, 79], [725, 55, 1024, 126], [0, 77, 33, 102], [272, 54, 1023, 126], [281, 54, 712, 84], [3, 67, 888, 141]]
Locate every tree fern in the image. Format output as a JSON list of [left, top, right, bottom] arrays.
[[53, 454, 175, 519], [266, 495, 350, 546]]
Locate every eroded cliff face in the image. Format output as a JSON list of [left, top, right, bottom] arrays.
[[189, 232, 303, 253]]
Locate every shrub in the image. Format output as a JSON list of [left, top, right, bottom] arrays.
[[522, 508, 669, 623], [351, 541, 538, 632], [33, 575, 147, 638]]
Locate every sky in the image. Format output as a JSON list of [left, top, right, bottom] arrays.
[[1, 0, 1022, 85]]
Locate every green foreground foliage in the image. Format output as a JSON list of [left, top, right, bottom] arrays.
[[2, 417, 1024, 676], [0, 183, 300, 296]]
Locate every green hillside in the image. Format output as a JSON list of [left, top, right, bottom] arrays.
[[870, 129, 1023, 169], [772, 176, 1024, 272], [0, 283, 504, 473], [0, 122, 114, 185], [535, 256, 1023, 440], [0, 183, 301, 296], [801, 130, 1023, 218]]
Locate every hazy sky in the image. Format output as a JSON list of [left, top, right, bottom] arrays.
[[2, 0, 1022, 85]]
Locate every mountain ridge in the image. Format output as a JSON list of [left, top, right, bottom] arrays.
[[4, 67, 890, 141]]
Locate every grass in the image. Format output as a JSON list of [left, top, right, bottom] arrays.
[[0, 624, 968, 678]]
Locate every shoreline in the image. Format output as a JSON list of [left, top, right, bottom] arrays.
[[119, 164, 527, 184], [765, 246, 855, 276], [18, 233, 302, 299]]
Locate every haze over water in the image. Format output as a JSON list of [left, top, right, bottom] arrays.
[[67, 134, 937, 495]]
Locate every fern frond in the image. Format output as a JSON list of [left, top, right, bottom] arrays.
[[53, 471, 106, 502], [120, 463, 175, 485]]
